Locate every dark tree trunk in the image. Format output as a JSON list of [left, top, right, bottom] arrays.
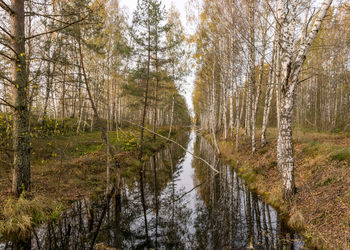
[[11, 0, 31, 196]]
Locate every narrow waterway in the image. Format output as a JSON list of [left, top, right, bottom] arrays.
[[1, 131, 304, 249]]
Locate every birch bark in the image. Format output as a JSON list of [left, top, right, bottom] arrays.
[[246, 0, 256, 138], [251, 3, 268, 152], [276, 0, 333, 200]]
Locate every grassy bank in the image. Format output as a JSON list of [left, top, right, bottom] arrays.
[[0, 125, 183, 242], [209, 128, 350, 249]]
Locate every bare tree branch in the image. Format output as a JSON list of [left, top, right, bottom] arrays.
[[0, 97, 15, 109], [0, 0, 14, 14], [25, 14, 89, 40], [0, 50, 15, 61], [0, 71, 13, 84], [0, 25, 13, 38]]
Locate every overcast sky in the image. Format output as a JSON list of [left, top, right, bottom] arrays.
[[118, 0, 195, 116]]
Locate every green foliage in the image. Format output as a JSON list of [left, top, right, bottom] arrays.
[[118, 136, 138, 152], [0, 112, 12, 140]]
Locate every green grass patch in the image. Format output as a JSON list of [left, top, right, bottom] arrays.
[[330, 148, 350, 163], [317, 176, 335, 187], [302, 141, 350, 164], [301, 141, 323, 157]]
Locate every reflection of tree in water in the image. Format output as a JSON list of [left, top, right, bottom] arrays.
[[111, 131, 193, 248], [140, 131, 193, 248], [3, 133, 190, 249], [5, 133, 303, 249], [192, 136, 303, 249]]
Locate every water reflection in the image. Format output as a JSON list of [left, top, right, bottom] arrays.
[[192, 134, 303, 249], [1, 131, 304, 249]]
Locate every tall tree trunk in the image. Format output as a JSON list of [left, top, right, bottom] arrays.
[[78, 37, 120, 202], [251, 3, 268, 153], [153, 155, 159, 249], [106, 69, 111, 194], [276, 0, 333, 200], [246, 0, 256, 138], [42, 60, 52, 123], [211, 50, 221, 154], [139, 22, 151, 159], [261, 38, 277, 146], [11, 0, 31, 196], [235, 88, 241, 151], [153, 49, 159, 141], [167, 95, 174, 139], [223, 81, 227, 140], [229, 79, 234, 137]]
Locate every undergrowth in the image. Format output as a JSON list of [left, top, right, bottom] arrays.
[[0, 194, 64, 241]]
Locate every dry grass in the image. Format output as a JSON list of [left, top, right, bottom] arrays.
[[214, 128, 350, 249], [288, 210, 306, 231], [0, 194, 64, 241], [0, 127, 180, 242]]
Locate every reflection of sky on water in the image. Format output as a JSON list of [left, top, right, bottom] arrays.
[[174, 131, 196, 192], [161, 131, 204, 236], [0, 131, 304, 249]]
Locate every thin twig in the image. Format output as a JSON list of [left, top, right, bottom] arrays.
[[25, 14, 89, 40], [124, 120, 220, 173]]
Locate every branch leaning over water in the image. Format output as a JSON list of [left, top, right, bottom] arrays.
[[174, 163, 220, 203], [124, 120, 220, 174]]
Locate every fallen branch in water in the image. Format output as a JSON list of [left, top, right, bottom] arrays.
[[123, 120, 219, 173], [174, 162, 220, 203]]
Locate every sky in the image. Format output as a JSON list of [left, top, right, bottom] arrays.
[[118, 0, 196, 116]]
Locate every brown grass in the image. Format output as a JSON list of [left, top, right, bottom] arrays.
[[215, 128, 350, 249], [0, 127, 180, 241]]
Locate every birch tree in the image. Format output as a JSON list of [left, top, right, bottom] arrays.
[[276, 0, 333, 200]]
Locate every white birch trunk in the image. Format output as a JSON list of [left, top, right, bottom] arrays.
[[230, 79, 234, 137], [211, 50, 221, 154], [251, 5, 268, 152], [223, 80, 227, 140], [235, 88, 241, 151], [276, 0, 333, 200], [246, 0, 256, 138], [261, 35, 278, 146]]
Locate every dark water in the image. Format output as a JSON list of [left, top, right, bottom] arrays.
[[1, 131, 304, 249]]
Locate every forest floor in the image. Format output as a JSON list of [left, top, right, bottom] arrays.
[[0, 126, 179, 240], [214, 128, 350, 249]]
